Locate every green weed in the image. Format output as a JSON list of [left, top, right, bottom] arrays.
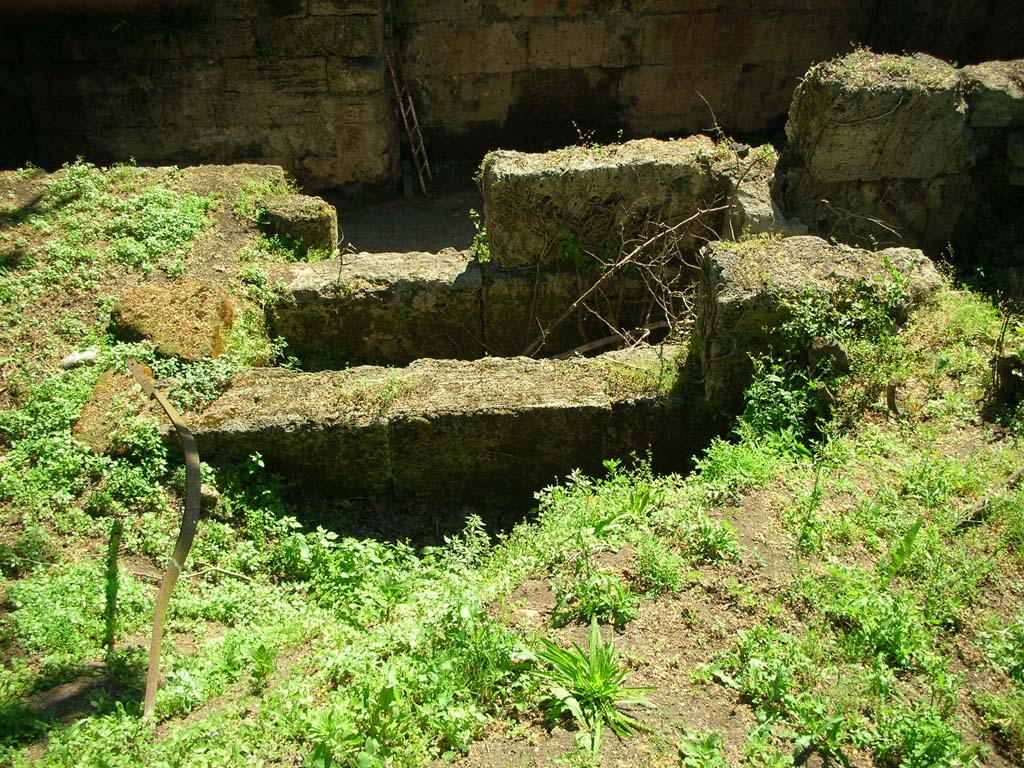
[[551, 569, 640, 628], [534, 618, 653, 754]]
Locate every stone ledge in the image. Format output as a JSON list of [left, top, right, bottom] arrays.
[[695, 235, 942, 415], [186, 345, 710, 504]]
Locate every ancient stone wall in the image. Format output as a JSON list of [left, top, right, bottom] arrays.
[[395, 0, 878, 155], [2, 0, 1021, 191], [1, 0, 397, 192]]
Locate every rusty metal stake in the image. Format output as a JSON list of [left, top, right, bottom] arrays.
[[126, 359, 202, 718]]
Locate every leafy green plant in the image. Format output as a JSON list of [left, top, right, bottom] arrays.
[[469, 208, 490, 263], [534, 618, 653, 753], [552, 563, 639, 628], [633, 534, 686, 594], [0, 525, 59, 577], [106, 185, 214, 271], [979, 612, 1024, 685], [231, 176, 298, 221], [678, 728, 727, 767], [879, 514, 924, 587], [248, 642, 278, 692], [873, 702, 975, 768], [682, 512, 740, 563]]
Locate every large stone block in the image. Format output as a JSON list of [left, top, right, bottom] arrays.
[[179, 21, 256, 58], [223, 58, 328, 93], [214, 91, 326, 127], [309, 0, 384, 15], [253, 15, 382, 58], [961, 60, 1024, 129], [152, 60, 227, 92], [600, 14, 642, 68], [270, 250, 484, 367], [641, 13, 754, 66], [785, 51, 972, 182], [695, 235, 941, 415], [480, 136, 730, 269], [484, 0, 601, 18], [527, 19, 604, 69], [111, 279, 236, 361], [412, 73, 512, 126], [393, 0, 482, 22], [260, 194, 339, 255], [189, 346, 704, 504], [326, 59, 385, 94], [402, 20, 527, 76], [619, 62, 741, 127], [190, 367, 393, 498]]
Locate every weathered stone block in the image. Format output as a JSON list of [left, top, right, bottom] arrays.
[[190, 367, 393, 498], [642, 13, 755, 66], [260, 194, 339, 255], [601, 15, 642, 68], [527, 19, 604, 69], [111, 279, 236, 361], [270, 250, 483, 366], [695, 235, 942, 415], [387, 358, 612, 502], [189, 347, 701, 504], [619, 62, 741, 125], [152, 60, 226, 92], [73, 370, 161, 455], [224, 58, 328, 93], [713, 145, 807, 238], [785, 51, 972, 182], [331, 94, 390, 125], [259, 0, 307, 18], [402, 20, 527, 75], [961, 60, 1024, 128], [480, 136, 729, 270], [778, 171, 972, 253], [484, 0, 599, 18], [309, 0, 383, 15], [394, 0, 482, 22], [326, 59, 385, 94], [252, 16, 381, 58], [214, 91, 325, 127], [412, 73, 512, 126], [179, 21, 256, 58], [335, 15, 385, 58]]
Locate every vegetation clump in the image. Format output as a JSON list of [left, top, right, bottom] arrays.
[[4, 157, 1024, 768]]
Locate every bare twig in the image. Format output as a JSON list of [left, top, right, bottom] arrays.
[[522, 204, 728, 357], [553, 321, 670, 359]]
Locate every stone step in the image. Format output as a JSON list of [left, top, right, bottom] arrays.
[[269, 249, 680, 367], [187, 345, 714, 505]]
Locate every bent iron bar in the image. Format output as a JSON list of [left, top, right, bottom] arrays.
[[126, 359, 202, 718]]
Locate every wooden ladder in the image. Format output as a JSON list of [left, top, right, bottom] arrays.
[[386, 50, 432, 196]]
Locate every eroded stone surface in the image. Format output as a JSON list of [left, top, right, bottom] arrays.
[[271, 249, 483, 366], [480, 136, 726, 269], [480, 135, 803, 270], [111, 278, 235, 360], [695, 235, 942, 415], [786, 52, 971, 182], [961, 60, 1024, 128], [259, 194, 339, 255], [73, 370, 160, 455], [779, 51, 1024, 256], [187, 346, 711, 504], [271, 248, 683, 364]]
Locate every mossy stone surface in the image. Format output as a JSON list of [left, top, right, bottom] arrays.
[[111, 279, 235, 361]]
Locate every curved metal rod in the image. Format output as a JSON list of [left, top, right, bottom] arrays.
[[126, 359, 202, 718]]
